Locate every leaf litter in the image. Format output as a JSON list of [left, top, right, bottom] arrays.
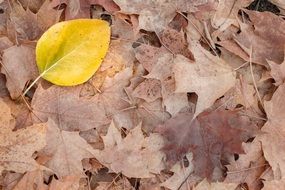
[[0, 0, 284, 189]]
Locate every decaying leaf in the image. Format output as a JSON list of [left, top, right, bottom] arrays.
[[225, 10, 285, 67], [32, 84, 110, 131], [94, 121, 165, 178], [258, 84, 285, 179], [193, 179, 238, 190], [12, 170, 47, 190], [0, 99, 47, 174], [268, 52, 285, 86], [1, 45, 38, 99], [224, 141, 266, 190], [40, 119, 97, 177], [158, 109, 256, 179]]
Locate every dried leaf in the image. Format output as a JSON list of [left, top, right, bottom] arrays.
[[193, 179, 238, 190], [174, 45, 236, 116], [158, 110, 256, 179], [0, 99, 47, 174], [40, 119, 97, 177], [268, 52, 285, 86], [1, 45, 38, 99], [94, 121, 165, 178], [32, 84, 110, 131]]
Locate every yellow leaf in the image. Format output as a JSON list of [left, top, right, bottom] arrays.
[[36, 19, 110, 86]]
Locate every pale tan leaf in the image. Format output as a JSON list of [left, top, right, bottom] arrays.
[[94, 121, 165, 178], [174, 44, 236, 116], [13, 170, 48, 190], [193, 179, 238, 190]]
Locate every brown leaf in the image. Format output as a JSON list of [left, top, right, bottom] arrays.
[[13, 170, 47, 190], [157, 109, 256, 180], [268, 52, 285, 86], [49, 176, 81, 190], [224, 140, 266, 190], [174, 45, 236, 116], [94, 121, 165, 178], [211, 0, 253, 30], [0, 98, 47, 174], [160, 27, 194, 60], [258, 84, 285, 179], [263, 178, 285, 190], [113, 0, 210, 31], [31, 84, 110, 131], [9, 1, 43, 40], [1, 45, 38, 99], [234, 10, 285, 67], [193, 179, 238, 190], [40, 119, 97, 177], [132, 78, 162, 103]]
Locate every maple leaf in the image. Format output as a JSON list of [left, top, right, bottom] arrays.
[[161, 153, 195, 190], [1, 45, 38, 99], [263, 178, 285, 190], [31, 84, 110, 131], [132, 78, 162, 103], [157, 110, 256, 179], [113, 0, 211, 31], [51, 0, 119, 20], [39, 119, 97, 177], [268, 51, 285, 86], [49, 175, 81, 190], [211, 0, 253, 30], [12, 170, 47, 190], [223, 10, 285, 67], [193, 179, 238, 190], [94, 121, 165, 178], [224, 141, 266, 190], [258, 84, 285, 179], [0, 98, 47, 174], [174, 45, 236, 116]]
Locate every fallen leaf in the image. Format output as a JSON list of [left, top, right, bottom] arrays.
[[132, 78, 162, 103], [258, 84, 285, 179], [40, 119, 97, 177], [94, 121, 165, 178], [262, 178, 285, 190], [113, 0, 210, 31], [268, 52, 285, 86], [49, 175, 81, 190], [9, 1, 43, 40], [157, 110, 256, 179], [174, 45, 236, 116], [1, 45, 38, 99], [232, 10, 285, 67], [161, 153, 194, 190], [12, 170, 47, 190], [0, 98, 47, 174], [31, 84, 110, 131], [193, 179, 238, 190], [36, 19, 110, 86], [224, 141, 266, 190], [211, 0, 253, 31]]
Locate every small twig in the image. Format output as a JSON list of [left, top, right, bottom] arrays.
[[176, 11, 218, 56], [249, 46, 264, 109], [234, 61, 249, 71]]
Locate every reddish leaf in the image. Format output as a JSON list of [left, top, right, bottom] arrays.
[[157, 110, 256, 179]]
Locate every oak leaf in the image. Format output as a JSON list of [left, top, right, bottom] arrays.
[[193, 179, 238, 190], [12, 170, 47, 190]]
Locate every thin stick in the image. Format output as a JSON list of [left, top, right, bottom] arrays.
[[177, 11, 218, 56], [249, 46, 264, 109]]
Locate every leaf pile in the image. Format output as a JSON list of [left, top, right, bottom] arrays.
[[0, 0, 285, 189]]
